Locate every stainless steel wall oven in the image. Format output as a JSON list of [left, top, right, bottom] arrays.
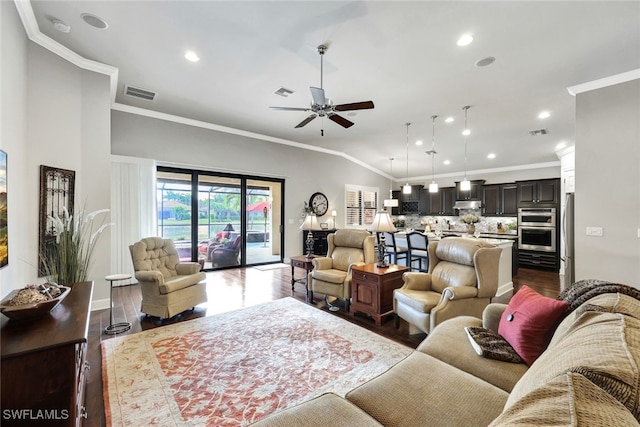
[[518, 208, 557, 252]]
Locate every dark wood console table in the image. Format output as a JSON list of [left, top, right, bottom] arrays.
[[1, 281, 93, 426]]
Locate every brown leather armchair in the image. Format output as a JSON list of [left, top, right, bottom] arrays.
[[308, 229, 376, 311], [129, 237, 208, 319], [393, 237, 501, 334]]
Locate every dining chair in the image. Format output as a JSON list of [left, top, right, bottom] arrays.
[[378, 232, 409, 266], [406, 231, 429, 272]]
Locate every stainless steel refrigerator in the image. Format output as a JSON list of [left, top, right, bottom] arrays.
[[562, 193, 575, 285]]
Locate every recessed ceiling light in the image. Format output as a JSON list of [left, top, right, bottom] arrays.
[[415, 140, 423, 146], [487, 153, 496, 159], [556, 141, 567, 150], [538, 111, 551, 119], [462, 129, 471, 136], [443, 160, 451, 165], [475, 57, 496, 67], [184, 51, 200, 62], [80, 13, 108, 29], [445, 117, 454, 123], [457, 33, 474, 47], [51, 18, 71, 33]]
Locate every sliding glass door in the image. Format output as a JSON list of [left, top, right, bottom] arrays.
[[156, 167, 283, 270]]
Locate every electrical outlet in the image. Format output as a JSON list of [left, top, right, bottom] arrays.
[[586, 226, 604, 237]]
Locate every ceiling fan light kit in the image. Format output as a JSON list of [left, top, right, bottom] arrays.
[[269, 45, 374, 132]]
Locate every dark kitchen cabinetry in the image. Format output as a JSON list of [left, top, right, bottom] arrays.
[[455, 180, 485, 200], [482, 183, 517, 216], [391, 190, 401, 215], [302, 229, 336, 256], [426, 187, 455, 215], [519, 249, 558, 270], [517, 179, 559, 207]]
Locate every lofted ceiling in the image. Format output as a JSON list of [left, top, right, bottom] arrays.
[[25, 1, 640, 183]]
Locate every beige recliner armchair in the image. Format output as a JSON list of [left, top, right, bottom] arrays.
[[393, 237, 501, 334], [309, 229, 376, 311], [129, 237, 208, 319]]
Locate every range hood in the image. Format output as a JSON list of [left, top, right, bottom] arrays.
[[453, 200, 482, 210]]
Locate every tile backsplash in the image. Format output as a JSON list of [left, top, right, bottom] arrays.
[[393, 211, 517, 234]]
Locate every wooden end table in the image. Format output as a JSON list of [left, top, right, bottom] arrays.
[[350, 263, 409, 325], [290, 255, 315, 302]]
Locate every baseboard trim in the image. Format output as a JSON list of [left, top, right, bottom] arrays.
[[92, 298, 110, 311], [496, 281, 514, 297]]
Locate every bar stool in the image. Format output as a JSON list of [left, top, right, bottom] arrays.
[[104, 273, 132, 335]]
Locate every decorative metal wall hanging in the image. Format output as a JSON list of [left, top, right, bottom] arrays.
[[38, 165, 75, 276]]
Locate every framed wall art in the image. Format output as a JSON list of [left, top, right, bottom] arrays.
[[38, 165, 75, 276], [0, 150, 7, 269]]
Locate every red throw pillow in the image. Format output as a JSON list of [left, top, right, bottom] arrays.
[[498, 285, 568, 366]]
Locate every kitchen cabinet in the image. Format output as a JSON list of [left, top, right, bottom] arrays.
[[517, 179, 559, 207], [455, 180, 485, 200], [391, 190, 401, 215], [425, 187, 455, 215], [482, 183, 517, 216], [519, 249, 558, 270]]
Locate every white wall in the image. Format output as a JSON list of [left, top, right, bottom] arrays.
[[0, 0, 28, 295], [111, 111, 390, 258], [575, 78, 640, 287], [0, 3, 112, 303]]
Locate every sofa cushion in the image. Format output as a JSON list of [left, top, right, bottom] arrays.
[[393, 288, 441, 313], [465, 326, 524, 364], [249, 392, 383, 427], [346, 351, 509, 427], [418, 316, 528, 393], [490, 372, 638, 426], [498, 285, 568, 365], [506, 294, 640, 421]]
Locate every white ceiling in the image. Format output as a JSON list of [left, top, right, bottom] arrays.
[[26, 1, 640, 182]]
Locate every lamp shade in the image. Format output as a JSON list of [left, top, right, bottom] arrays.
[[223, 223, 235, 232], [429, 181, 439, 193], [383, 198, 399, 208], [300, 214, 322, 231], [460, 178, 471, 191], [368, 211, 397, 233]]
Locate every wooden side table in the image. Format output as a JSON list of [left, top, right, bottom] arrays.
[[290, 255, 315, 302], [350, 264, 409, 325]]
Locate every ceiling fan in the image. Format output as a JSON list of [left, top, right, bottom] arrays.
[[269, 44, 374, 130]]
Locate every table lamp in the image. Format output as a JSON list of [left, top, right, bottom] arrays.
[[300, 213, 322, 257], [368, 210, 397, 267]]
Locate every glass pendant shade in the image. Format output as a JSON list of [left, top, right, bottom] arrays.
[[429, 181, 439, 193], [402, 184, 411, 194], [460, 178, 471, 191]]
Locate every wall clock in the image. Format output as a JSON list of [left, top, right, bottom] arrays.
[[309, 192, 329, 216]]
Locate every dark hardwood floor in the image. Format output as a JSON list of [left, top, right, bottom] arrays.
[[84, 266, 560, 426]]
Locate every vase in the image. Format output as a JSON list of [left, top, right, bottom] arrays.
[[466, 224, 475, 235]]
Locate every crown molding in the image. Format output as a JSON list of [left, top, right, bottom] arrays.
[[567, 69, 640, 96]]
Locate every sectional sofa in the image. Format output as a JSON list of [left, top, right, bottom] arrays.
[[252, 280, 640, 426]]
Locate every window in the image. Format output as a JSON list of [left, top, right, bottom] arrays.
[[345, 185, 379, 228]]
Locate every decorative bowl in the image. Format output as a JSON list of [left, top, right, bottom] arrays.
[[0, 286, 71, 320]]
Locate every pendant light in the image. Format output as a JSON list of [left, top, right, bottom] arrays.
[[460, 106, 471, 191], [427, 115, 439, 193], [383, 158, 399, 208], [402, 122, 412, 194]]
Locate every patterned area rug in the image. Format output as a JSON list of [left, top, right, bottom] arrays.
[[102, 297, 412, 426]]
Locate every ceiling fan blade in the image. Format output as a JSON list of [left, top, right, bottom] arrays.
[[269, 106, 310, 112], [310, 87, 326, 106], [334, 100, 375, 111], [295, 114, 317, 128], [328, 113, 354, 128]]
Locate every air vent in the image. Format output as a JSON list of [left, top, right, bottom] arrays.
[[274, 87, 294, 97], [124, 85, 157, 101], [529, 128, 549, 136]]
